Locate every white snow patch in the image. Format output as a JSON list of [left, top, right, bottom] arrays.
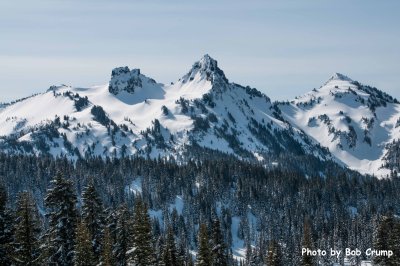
[[169, 195, 184, 215], [125, 177, 142, 195]]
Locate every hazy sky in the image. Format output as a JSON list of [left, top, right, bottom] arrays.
[[1, 0, 399, 103]]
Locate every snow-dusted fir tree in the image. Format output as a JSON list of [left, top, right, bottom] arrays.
[[74, 220, 95, 266], [196, 223, 211, 266], [13, 191, 41, 266], [177, 238, 190, 266], [130, 197, 155, 265], [81, 181, 105, 259], [162, 226, 179, 266], [44, 172, 78, 265], [114, 204, 133, 266], [101, 226, 114, 266], [0, 183, 14, 265], [211, 219, 228, 266]]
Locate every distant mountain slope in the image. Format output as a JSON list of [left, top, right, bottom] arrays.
[[1, 55, 399, 177], [279, 73, 400, 177]]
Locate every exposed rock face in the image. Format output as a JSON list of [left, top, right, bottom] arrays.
[[109, 66, 142, 95]]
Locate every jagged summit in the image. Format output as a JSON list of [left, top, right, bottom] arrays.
[[108, 66, 144, 95], [111, 66, 140, 77], [180, 54, 229, 85], [198, 54, 219, 72], [107, 66, 164, 105]]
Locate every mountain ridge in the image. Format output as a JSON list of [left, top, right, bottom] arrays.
[[1, 54, 399, 177]]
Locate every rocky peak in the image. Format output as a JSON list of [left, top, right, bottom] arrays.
[[181, 54, 229, 86], [109, 66, 142, 95]]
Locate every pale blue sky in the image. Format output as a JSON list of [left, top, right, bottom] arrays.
[[1, 0, 399, 102]]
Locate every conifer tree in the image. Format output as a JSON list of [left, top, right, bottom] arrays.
[[130, 197, 155, 265], [44, 172, 78, 265], [211, 219, 227, 266], [266, 240, 282, 266], [254, 232, 266, 266], [177, 240, 187, 266], [155, 235, 165, 265], [373, 214, 399, 266], [114, 204, 132, 266], [0, 183, 14, 265], [162, 226, 179, 266], [105, 208, 118, 248], [13, 191, 41, 266], [101, 227, 114, 266], [81, 181, 105, 259], [37, 233, 51, 266], [301, 219, 314, 266], [196, 223, 211, 266], [390, 217, 400, 265], [74, 220, 96, 266]]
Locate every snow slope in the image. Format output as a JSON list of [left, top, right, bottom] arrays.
[[279, 73, 400, 177]]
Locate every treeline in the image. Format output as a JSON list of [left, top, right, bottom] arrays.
[[1, 154, 400, 265]]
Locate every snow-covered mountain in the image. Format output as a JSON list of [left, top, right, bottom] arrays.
[[0, 55, 326, 162], [1, 55, 399, 177], [279, 73, 400, 177]]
